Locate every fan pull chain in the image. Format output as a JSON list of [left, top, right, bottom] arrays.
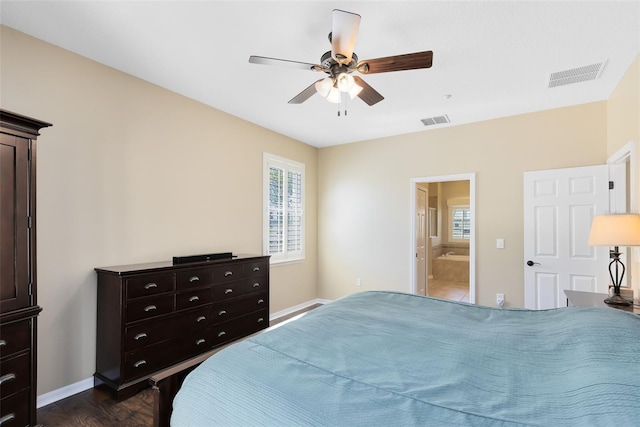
[[338, 92, 348, 117]]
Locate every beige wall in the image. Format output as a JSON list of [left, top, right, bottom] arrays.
[[0, 27, 318, 395], [318, 102, 608, 306], [606, 54, 640, 296]]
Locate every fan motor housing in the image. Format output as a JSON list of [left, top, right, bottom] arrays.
[[321, 51, 358, 75]]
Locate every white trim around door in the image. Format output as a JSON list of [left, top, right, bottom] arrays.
[[410, 173, 476, 304]]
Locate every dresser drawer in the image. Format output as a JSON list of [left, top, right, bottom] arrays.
[[0, 387, 28, 427], [213, 264, 244, 283], [176, 268, 214, 290], [0, 353, 30, 400], [244, 260, 269, 278], [212, 277, 267, 300], [124, 317, 177, 352], [183, 330, 214, 359], [123, 341, 183, 382], [212, 309, 269, 346], [213, 293, 268, 323], [180, 306, 213, 332], [126, 273, 175, 299], [124, 306, 211, 351], [0, 321, 30, 359], [176, 287, 213, 310], [126, 295, 174, 323]]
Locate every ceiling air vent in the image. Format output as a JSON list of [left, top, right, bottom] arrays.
[[548, 61, 606, 88], [421, 115, 450, 126]]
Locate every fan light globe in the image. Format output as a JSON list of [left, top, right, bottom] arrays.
[[348, 83, 363, 100], [314, 77, 334, 98], [326, 87, 342, 103], [336, 73, 355, 92]]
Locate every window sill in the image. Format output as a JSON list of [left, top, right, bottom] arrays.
[[269, 257, 305, 267]]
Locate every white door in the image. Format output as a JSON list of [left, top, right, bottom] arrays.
[[415, 187, 427, 296], [524, 165, 609, 309]]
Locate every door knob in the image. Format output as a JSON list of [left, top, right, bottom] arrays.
[[526, 260, 541, 266]]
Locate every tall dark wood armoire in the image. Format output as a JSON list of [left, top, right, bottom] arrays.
[[0, 110, 51, 426]]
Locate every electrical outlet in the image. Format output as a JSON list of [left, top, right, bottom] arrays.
[[496, 293, 505, 307], [356, 278, 362, 287]]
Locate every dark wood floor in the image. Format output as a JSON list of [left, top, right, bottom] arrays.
[[37, 304, 322, 426]]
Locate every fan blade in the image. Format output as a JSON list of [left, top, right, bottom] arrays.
[[288, 80, 324, 104], [331, 9, 361, 64], [249, 56, 323, 72], [353, 76, 384, 106], [357, 51, 433, 74]]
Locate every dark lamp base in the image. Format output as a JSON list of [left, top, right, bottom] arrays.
[[604, 294, 632, 306]]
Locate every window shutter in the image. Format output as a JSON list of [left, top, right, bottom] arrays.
[[264, 153, 305, 263]]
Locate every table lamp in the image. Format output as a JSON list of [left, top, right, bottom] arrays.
[[588, 213, 640, 306]]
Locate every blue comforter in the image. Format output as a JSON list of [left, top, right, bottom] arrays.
[[172, 291, 640, 426]]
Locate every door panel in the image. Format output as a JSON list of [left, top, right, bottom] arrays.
[[524, 165, 609, 309], [0, 134, 31, 312]]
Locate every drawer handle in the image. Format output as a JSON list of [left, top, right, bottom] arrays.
[[134, 360, 147, 368], [257, 317, 265, 323], [224, 271, 233, 277], [189, 276, 200, 282], [195, 338, 206, 345], [0, 414, 16, 425], [218, 310, 227, 316], [0, 339, 6, 347], [252, 267, 260, 272], [217, 331, 226, 337], [144, 305, 157, 312], [196, 316, 207, 322], [0, 373, 16, 385], [253, 282, 260, 288], [134, 333, 148, 341], [258, 299, 265, 304], [224, 288, 233, 294], [144, 283, 157, 290], [189, 296, 200, 302]]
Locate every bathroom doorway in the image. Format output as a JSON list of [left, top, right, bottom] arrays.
[[410, 173, 476, 304]]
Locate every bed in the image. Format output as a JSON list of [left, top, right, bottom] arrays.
[[163, 290, 640, 426]]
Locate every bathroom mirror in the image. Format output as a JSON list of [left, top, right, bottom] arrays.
[[428, 208, 438, 238]]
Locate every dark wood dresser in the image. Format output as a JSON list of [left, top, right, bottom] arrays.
[[94, 254, 270, 400], [0, 110, 51, 426]]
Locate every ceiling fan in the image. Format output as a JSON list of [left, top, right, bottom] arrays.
[[249, 9, 433, 111]]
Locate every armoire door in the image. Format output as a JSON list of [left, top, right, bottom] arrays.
[[0, 133, 31, 312]]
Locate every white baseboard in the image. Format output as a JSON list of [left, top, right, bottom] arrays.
[[38, 298, 331, 408], [269, 298, 330, 321], [37, 377, 94, 408]]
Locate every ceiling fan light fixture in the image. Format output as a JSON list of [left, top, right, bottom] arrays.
[[336, 72, 355, 92], [326, 87, 342, 103], [315, 77, 334, 97], [348, 82, 363, 100]]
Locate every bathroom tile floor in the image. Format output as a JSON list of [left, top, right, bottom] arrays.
[[428, 279, 470, 303]]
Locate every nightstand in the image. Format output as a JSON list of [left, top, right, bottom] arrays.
[[564, 290, 640, 315]]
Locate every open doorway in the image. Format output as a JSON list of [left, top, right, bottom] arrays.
[[410, 173, 476, 304]]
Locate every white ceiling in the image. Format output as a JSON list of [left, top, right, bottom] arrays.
[[1, 1, 638, 148]]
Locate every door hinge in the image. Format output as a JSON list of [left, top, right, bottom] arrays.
[[28, 282, 33, 296], [27, 216, 33, 229], [609, 181, 614, 190]]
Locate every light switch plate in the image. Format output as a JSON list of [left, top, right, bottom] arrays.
[[496, 238, 505, 249]]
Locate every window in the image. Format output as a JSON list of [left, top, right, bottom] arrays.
[[450, 205, 471, 240], [263, 153, 305, 263]]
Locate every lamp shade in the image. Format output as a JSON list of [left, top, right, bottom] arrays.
[[588, 214, 640, 246]]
